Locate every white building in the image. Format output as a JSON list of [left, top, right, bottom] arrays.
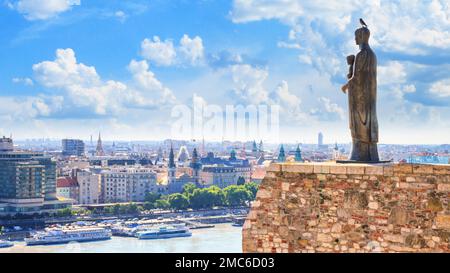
[[101, 167, 158, 203], [200, 165, 240, 188], [77, 169, 101, 205]]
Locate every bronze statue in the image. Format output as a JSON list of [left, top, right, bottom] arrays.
[[341, 19, 379, 162]]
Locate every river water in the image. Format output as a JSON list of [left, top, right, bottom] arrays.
[[0, 224, 242, 253]]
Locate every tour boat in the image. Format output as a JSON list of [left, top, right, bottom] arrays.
[[136, 224, 192, 240], [25, 227, 112, 246], [0, 240, 13, 248]]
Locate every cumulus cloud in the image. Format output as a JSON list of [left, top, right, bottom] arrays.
[[231, 0, 450, 54], [140, 36, 177, 66], [0, 96, 62, 121], [127, 59, 176, 104], [310, 97, 346, 121], [269, 81, 306, 122], [227, 63, 308, 122], [229, 64, 269, 105], [33, 48, 100, 88], [140, 34, 204, 66], [32, 48, 175, 116], [179, 34, 205, 65], [229, 0, 450, 89], [430, 79, 450, 97], [378, 61, 407, 86], [10, 0, 80, 20]]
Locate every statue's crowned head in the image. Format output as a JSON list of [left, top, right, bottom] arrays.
[[355, 27, 370, 45]]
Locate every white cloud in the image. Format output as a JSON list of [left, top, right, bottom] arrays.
[[0, 96, 62, 121], [270, 81, 300, 108], [114, 10, 127, 23], [179, 35, 205, 65], [229, 64, 269, 105], [140, 36, 177, 66], [269, 81, 306, 122], [33, 48, 100, 88], [127, 59, 176, 104], [12, 77, 33, 86], [230, 0, 303, 25], [378, 61, 407, 86], [230, 0, 450, 64], [430, 79, 450, 97], [277, 41, 301, 49], [11, 0, 80, 20], [32, 48, 175, 116], [140, 34, 205, 67], [310, 97, 345, 121]]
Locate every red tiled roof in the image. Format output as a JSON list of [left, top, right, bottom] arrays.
[[57, 177, 79, 188]]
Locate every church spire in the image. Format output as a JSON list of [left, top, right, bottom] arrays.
[[277, 144, 286, 163], [229, 149, 237, 161], [295, 144, 303, 162], [168, 144, 175, 168], [96, 132, 105, 156]]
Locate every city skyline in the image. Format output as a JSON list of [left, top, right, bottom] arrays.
[[1, 1, 450, 144]]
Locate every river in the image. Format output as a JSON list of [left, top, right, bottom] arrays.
[[0, 223, 242, 253]]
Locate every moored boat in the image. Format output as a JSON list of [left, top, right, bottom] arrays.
[[25, 227, 111, 246], [0, 240, 13, 248], [136, 224, 192, 240]]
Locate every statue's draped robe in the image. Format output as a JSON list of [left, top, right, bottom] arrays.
[[348, 45, 379, 160]]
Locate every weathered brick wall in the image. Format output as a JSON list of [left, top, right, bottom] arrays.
[[242, 162, 450, 253]]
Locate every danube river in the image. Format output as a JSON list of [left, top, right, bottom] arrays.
[[0, 224, 242, 253]]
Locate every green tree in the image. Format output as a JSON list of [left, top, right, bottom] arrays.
[[122, 203, 139, 214], [182, 183, 197, 197], [224, 185, 252, 206], [145, 192, 161, 203], [189, 186, 225, 209], [112, 204, 121, 215], [56, 208, 72, 218], [237, 176, 245, 186], [190, 188, 210, 209], [168, 193, 190, 210], [143, 202, 155, 210], [207, 186, 225, 207], [155, 199, 170, 209], [244, 182, 259, 199]]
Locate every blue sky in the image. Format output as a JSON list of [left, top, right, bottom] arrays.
[[1, 0, 450, 144]]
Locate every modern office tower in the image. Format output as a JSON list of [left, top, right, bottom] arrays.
[[62, 139, 85, 156], [318, 132, 324, 147], [0, 137, 71, 215]]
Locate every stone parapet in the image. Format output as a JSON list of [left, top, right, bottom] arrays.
[[243, 162, 450, 253]]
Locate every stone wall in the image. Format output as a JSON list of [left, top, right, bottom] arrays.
[[242, 162, 450, 253]]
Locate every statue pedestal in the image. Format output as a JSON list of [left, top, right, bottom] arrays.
[[243, 162, 450, 253]]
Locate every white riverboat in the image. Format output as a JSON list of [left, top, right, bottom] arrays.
[[0, 240, 13, 248], [136, 224, 192, 240], [25, 227, 112, 246]]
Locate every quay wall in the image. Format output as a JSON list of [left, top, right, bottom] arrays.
[[242, 162, 450, 253]]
